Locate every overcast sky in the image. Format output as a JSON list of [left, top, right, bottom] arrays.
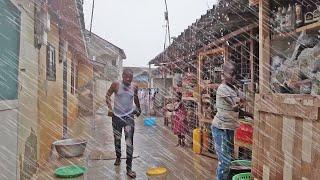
[[83, 0, 218, 67]]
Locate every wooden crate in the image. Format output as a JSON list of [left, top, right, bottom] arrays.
[[252, 94, 320, 180]]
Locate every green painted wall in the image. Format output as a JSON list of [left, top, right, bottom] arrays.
[[0, 0, 20, 100]]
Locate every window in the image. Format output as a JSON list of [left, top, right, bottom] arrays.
[[46, 44, 56, 81], [71, 58, 78, 94], [71, 61, 74, 94], [112, 59, 117, 66]]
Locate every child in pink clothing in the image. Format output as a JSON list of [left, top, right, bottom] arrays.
[[168, 92, 187, 146]]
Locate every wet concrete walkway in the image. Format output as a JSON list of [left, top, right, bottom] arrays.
[[36, 107, 218, 179], [85, 108, 218, 179]]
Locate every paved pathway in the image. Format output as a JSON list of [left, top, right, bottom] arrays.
[[36, 107, 218, 179], [86, 108, 217, 179]]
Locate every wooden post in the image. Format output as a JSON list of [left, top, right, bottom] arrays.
[[223, 43, 228, 62], [197, 55, 202, 127], [250, 30, 255, 92], [259, 0, 271, 93]]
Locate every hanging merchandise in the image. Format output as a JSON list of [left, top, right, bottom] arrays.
[[281, 7, 287, 32], [303, 1, 320, 24], [295, 3, 303, 27], [273, 7, 282, 33], [182, 67, 197, 97], [286, 5, 295, 31], [314, 3, 320, 21]]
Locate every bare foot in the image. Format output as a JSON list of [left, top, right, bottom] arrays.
[[181, 140, 186, 147]]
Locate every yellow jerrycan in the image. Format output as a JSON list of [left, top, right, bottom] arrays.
[[193, 128, 202, 154]]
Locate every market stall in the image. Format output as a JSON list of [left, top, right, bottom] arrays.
[[149, 0, 259, 155], [197, 22, 259, 158], [252, 0, 320, 179]]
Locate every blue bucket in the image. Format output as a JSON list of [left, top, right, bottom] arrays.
[[144, 117, 156, 126]]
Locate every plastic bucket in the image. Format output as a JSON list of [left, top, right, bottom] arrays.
[[144, 117, 156, 126]]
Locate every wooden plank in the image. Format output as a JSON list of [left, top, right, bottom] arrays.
[[263, 114, 272, 180], [199, 47, 224, 56], [312, 121, 320, 179], [252, 95, 260, 178], [263, 165, 270, 180], [223, 44, 228, 62], [198, 55, 202, 127], [259, 112, 267, 178], [274, 114, 284, 180], [259, 0, 271, 93], [282, 116, 295, 180], [302, 120, 313, 164], [293, 117, 303, 179], [255, 94, 319, 120], [261, 94, 320, 107], [301, 120, 313, 179], [296, 22, 320, 33], [250, 30, 254, 92], [197, 23, 258, 53], [267, 113, 278, 179]]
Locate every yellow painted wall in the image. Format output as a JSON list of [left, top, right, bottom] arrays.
[[67, 51, 78, 127], [38, 23, 63, 165], [78, 60, 93, 88]]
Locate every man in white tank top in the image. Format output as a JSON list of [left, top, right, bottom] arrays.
[[106, 69, 141, 178]]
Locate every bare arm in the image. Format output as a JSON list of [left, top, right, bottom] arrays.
[[134, 85, 141, 110], [106, 82, 118, 110], [240, 109, 254, 118], [133, 85, 141, 116], [173, 101, 183, 111]]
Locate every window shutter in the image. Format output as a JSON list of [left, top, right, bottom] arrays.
[[46, 44, 50, 80]]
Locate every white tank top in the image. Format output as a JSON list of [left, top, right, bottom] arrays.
[[113, 82, 135, 117]]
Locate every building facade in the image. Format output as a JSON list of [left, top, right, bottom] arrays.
[[0, 0, 92, 179], [85, 30, 126, 108]]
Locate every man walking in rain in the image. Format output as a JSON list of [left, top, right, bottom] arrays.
[[106, 69, 141, 178]]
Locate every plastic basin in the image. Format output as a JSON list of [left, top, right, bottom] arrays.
[[147, 167, 167, 180], [232, 172, 251, 180], [144, 117, 156, 126], [53, 138, 87, 158], [55, 165, 87, 178]]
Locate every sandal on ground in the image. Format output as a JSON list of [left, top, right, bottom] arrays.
[[127, 169, 136, 178], [114, 158, 121, 166], [181, 141, 186, 147]]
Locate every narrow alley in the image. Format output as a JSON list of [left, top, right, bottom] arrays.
[[36, 106, 217, 180], [2, 0, 320, 179]]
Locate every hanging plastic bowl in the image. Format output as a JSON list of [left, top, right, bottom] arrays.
[[55, 165, 87, 178], [144, 117, 156, 126]]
